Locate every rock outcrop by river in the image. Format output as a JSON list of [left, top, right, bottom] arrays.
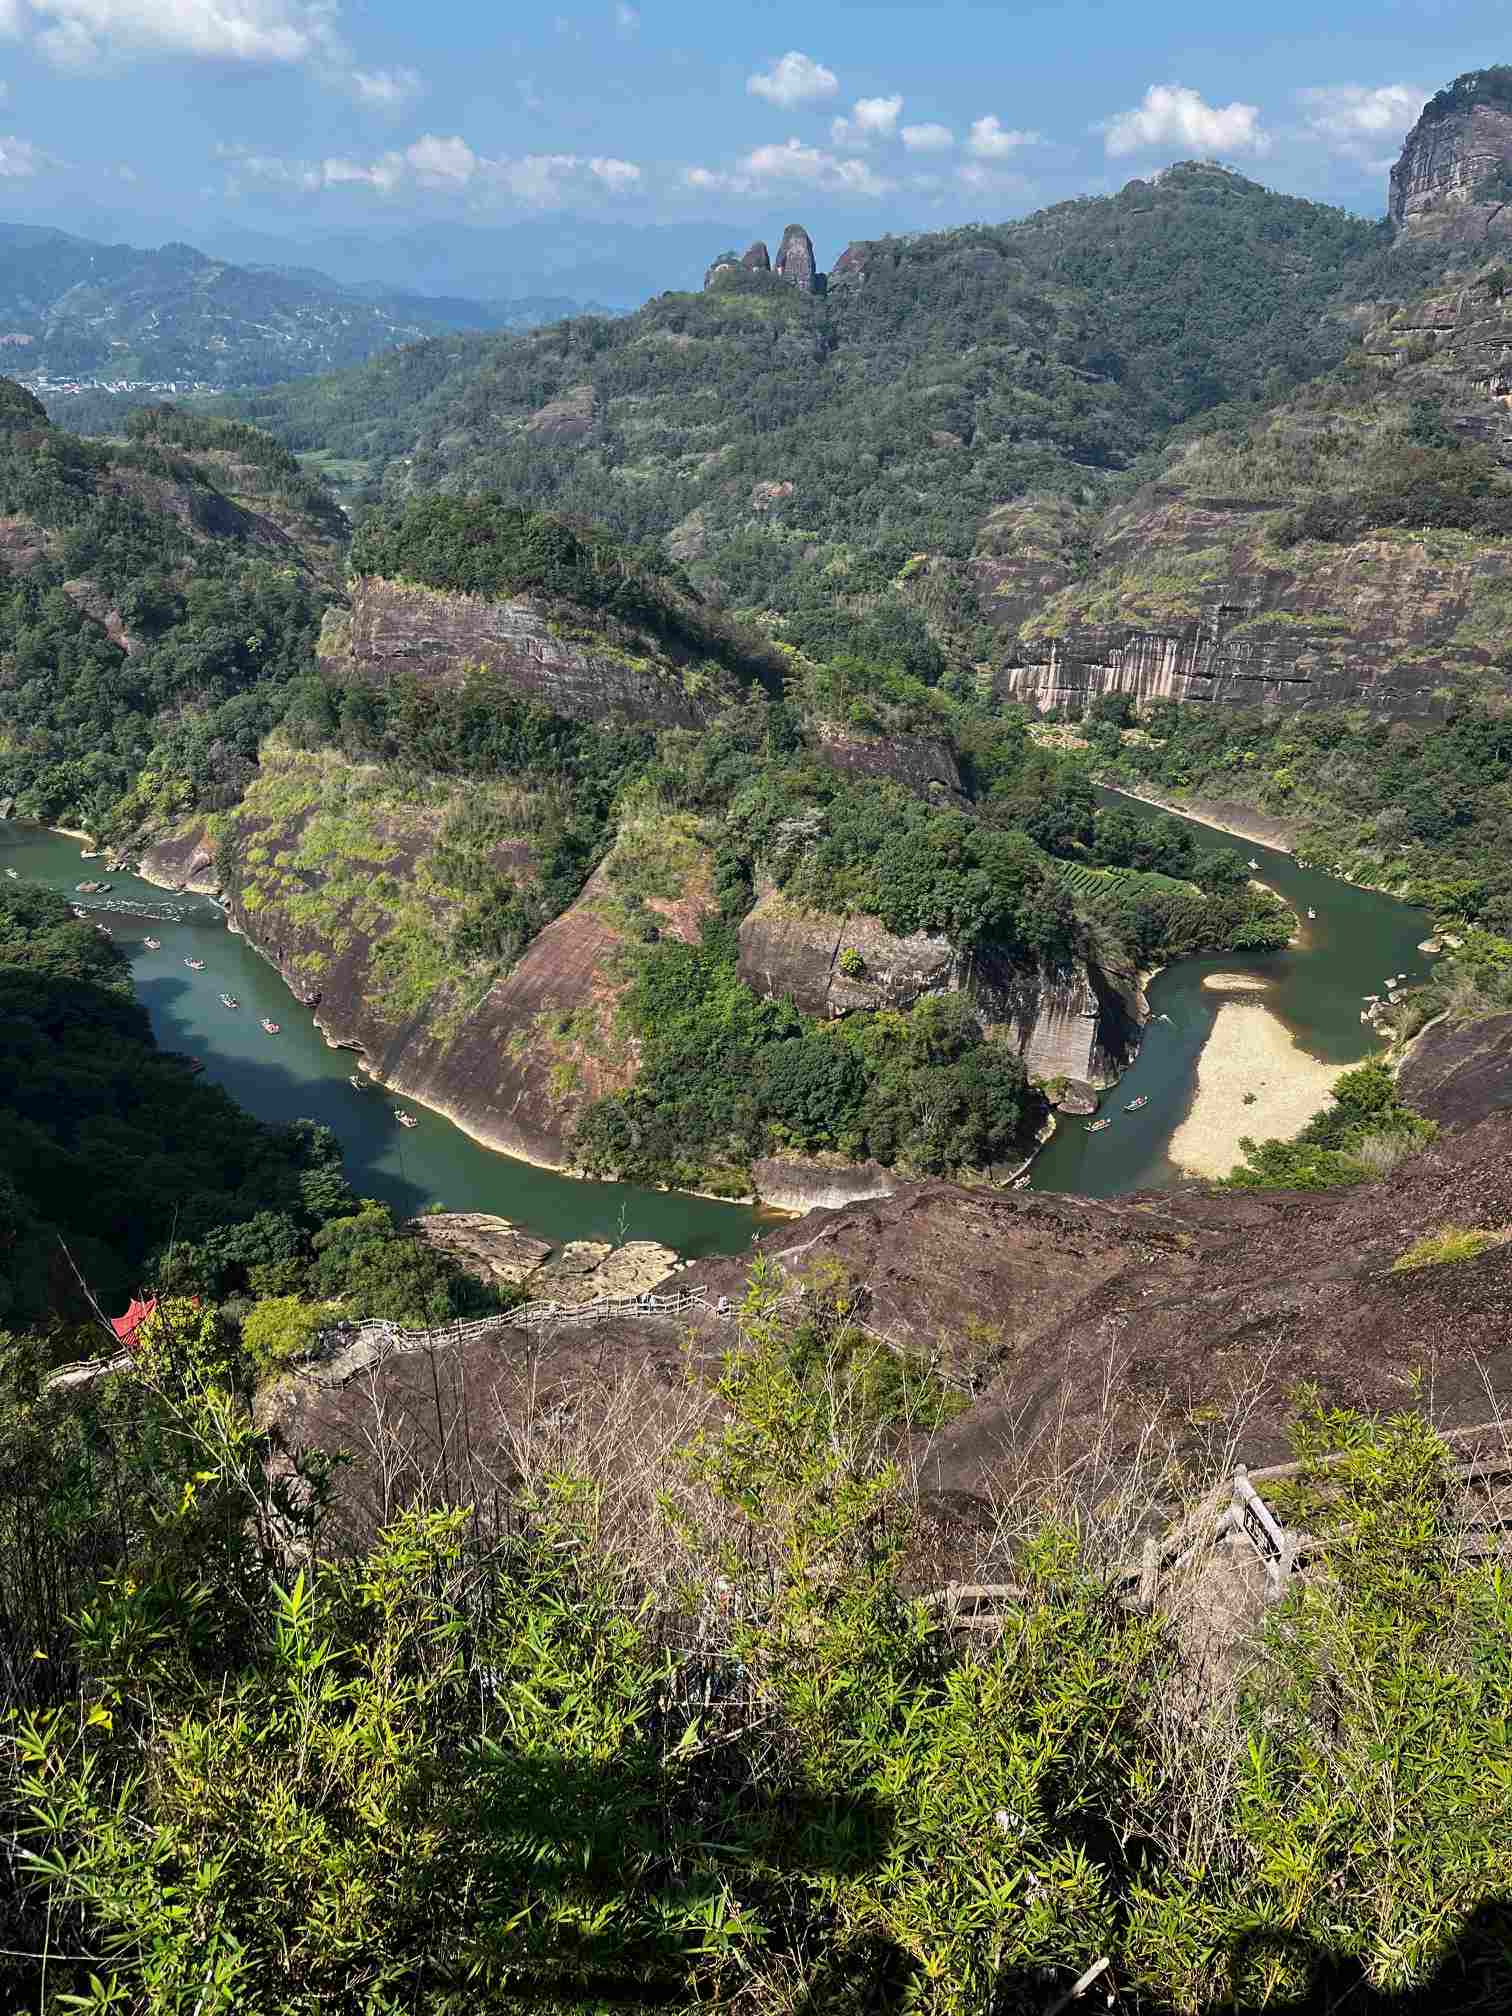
[[736, 889, 1144, 1088]]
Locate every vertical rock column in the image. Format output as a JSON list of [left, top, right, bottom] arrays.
[[774, 224, 819, 293]]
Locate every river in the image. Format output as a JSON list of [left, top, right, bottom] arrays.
[[1, 824, 757, 1260], [1030, 791, 1431, 1197], [4, 802, 1429, 1229]]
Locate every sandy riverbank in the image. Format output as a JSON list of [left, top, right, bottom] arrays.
[[1104, 784, 1298, 855], [1168, 1001, 1348, 1179], [1201, 973, 1273, 994]]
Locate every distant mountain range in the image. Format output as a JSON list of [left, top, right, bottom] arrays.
[[0, 221, 610, 408], [198, 214, 743, 310]]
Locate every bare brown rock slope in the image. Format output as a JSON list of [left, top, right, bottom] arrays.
[[147, 746, 717, 1170], [264, 1060, 1512, 1553]]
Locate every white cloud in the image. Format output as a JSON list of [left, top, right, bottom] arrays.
[[1296, 82, 1426, 162], [2, 0, 420, 107], [688, 133, 888, 197], [222, 136, 643, 208], [901, 121, 953, 152], [830, 92, 901, 147], [0, 130, 46, 174], [614, 1, 638, 31], [4, 0, 340, 70], [746, 49, 837, 107], [590, 154, 639, 190], [967, 114, 1040, 158], [1103, 82, 1270, 158], [351, 64, 423, 107]]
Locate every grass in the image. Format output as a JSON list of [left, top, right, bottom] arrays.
[[224, 742, 556, 1029], [1392, 1223, 1509, 1271]]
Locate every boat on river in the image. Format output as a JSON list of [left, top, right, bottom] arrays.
[[261, 1018, 280, 1034], [3, 869, 16, 880], [80, 850, 98, 860], [143, 936, 161, 950], [76, 881, 102, 893], [349, 1073, 371, 1092], [1247, 857, 1260, 870], [1125, 1095, 1148, 1112], [394, 1108, 418, 1128], [1086, 1116, 1113, 1133], [1307, 907, 1317, 920], [219, 993, 240, 1010], [95, 923, 112, 935], [184, 957, 205, 971]]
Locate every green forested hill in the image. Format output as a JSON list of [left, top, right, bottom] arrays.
[[227, 166, 1383, 668], [0, 387, 339, 832]]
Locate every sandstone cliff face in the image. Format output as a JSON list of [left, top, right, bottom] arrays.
[[1390, 88, 1512, 242], [736, 891, 1143, 1087], [322, 576, 746, 731], [150, 750, 719, 1173], [991, 482, 1512, 718]]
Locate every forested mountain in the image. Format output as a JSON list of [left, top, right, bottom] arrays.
[[229, 136, 1512, 724], [0, 385, 342, 833], [0, 221, 596, 411], [232, 164, 1387, 677]]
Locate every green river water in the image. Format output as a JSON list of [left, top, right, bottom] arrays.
[[4, 795, 1429, 1237], [1, 824, 757, 1259]]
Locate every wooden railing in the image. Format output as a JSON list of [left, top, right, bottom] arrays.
[[309, 1283, 719, 1387], [41, 1284, 727, 1396], [928, 1419, 1512, 1635], [44, 1348, 133, 1393]]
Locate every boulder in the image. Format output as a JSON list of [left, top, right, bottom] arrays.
[[702, 250, 742, 289], [407, 1212, 552, 1287], [529, 1239, 680, 1303]]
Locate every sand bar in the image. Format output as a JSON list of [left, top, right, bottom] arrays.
[[1201, 973, 1272, 994], [1169, 1000, 1350, 1180]]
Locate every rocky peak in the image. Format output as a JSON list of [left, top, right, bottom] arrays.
[[702, 249, 741, 289], [741, 239, 771, 272], [774, 223, 819, 293], [1390, 69, 1512, 240]]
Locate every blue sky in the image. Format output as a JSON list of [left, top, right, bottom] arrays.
[[1, 0, 1509, 282]]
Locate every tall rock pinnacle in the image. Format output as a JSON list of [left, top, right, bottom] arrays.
[[774, 223, 818, 293]]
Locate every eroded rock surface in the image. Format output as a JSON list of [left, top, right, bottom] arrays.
[[408, 1213, 552, 1286], [1398, 1011, 1512, 1127], [991, 482, 1512, 718], [323, 578, 740, 731], [1390, 80, 1512, 241], [263, 1108, 1512, 1562]]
